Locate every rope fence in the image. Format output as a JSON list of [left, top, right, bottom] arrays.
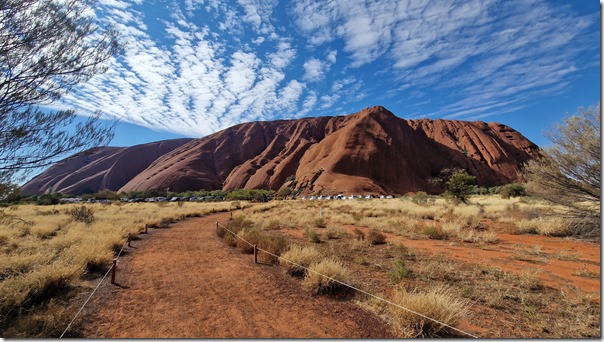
[[59, 229, 135, 338], [61, 212, 479, 339], [216, 220, 479, 339]]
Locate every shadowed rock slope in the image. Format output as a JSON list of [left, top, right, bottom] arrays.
[[24, 106, 540, 195], [21, 139, 193, 195]]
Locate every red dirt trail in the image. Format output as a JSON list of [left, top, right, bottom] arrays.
[[76, 212, 394, 338]]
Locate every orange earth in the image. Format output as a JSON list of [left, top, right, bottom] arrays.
[[73, 211, 394, 338], [71, 211, 599, 338]]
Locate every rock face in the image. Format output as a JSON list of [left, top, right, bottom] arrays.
[[21, 139, 192, 195], [23, 106, 540, 195]]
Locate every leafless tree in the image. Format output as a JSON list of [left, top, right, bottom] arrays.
[[0, 0, 122, 182], [523, 103, 600, 237]]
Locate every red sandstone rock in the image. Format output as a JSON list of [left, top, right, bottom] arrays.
[[23, 106, 540, 195], [21, 139, 192, 195]]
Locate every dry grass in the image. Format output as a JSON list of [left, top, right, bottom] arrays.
[[303, 259, 351, 295], [235, 196, 599, 338], [0, 201, 236, 337], [246, 196, 567, 242], [389, 285, 469, 338], [511, 217, 571, 236], [280, 245, 322, 276]]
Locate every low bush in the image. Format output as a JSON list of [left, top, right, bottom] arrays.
[[388, 258, 409, 283], [303, 259, 351, 295], [265, 219, 281, 230], [424, 226, 449, 240], [353, 228, 365, 240], [389, 285, 468, 337], [411, 192, 429, 205], [324, 226, 345, 239], [217, 215, 254, 245], [280, 245, 322, 277], [314, 217, 327, 228], [68, 206, 94, 224], [367, 229, 386, 245], [257, 234, 288, 264], [308, 229, 321, 243], [498, 183, 526, 199], [236, 228, 262, 253]]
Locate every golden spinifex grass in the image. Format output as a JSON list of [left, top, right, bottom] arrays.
[[0, 201, 238, 337], [280, 245, 321, 276], [246, 196, 572, 240], [389, 285, 469, 338]]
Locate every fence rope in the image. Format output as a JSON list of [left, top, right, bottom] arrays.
[[217, 221, 479, 339], [59, 239, 129, 338], [217, 221, 255, 247]]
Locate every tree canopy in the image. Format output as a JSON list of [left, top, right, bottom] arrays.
[[523, 103, 600, 237], [0, 0, 122, 182]]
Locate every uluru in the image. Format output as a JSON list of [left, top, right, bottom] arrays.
[[22, 106, 540, 196]]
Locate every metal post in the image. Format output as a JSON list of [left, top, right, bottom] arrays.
[[320, 206, 323, 218], [254, 245, 258, 264], [111, 259, 117, 284], [127, 233, 131, 247]]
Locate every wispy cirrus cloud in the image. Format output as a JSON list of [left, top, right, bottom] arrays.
[[292, 0, 598, 119], [55, 0, 597, 140]]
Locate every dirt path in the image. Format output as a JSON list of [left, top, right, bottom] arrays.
[[76, 212, 394, 338]]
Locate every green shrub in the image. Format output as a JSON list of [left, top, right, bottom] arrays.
[[411, 192, 429, 205], [308, 229, 321, 243], [445, 170, 475, 203], [367, 229, 386, 245], [388, 258, 409, 283], [499, 183, 527, 199]]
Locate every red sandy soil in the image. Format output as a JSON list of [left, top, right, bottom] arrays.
[[74, 211, 395, 338], [337, 224, 600, 296]]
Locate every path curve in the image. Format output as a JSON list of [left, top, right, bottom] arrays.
[[76, 212, 394, 338]]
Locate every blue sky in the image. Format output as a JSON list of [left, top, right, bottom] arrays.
[[56, 0, 600, 149]]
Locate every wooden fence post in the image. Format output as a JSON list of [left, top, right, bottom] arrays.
[[230, 211, 233, 220], [145, 224, 148, 234], [127, 233, 131, 247], [254, 245, 258, 264], [111, 259, 117, 284]]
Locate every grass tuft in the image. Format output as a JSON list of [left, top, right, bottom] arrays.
[[280, 245, 322, 277], [389, 285, 468, 338], [367, 229, 386, 245], [303, 259, 351, 295]]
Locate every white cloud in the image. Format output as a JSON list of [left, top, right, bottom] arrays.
[[292, 0, 597, 120], [53, 0, 597, 140], [302, 58, 327, 82], [326, 50, 337, 64]]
